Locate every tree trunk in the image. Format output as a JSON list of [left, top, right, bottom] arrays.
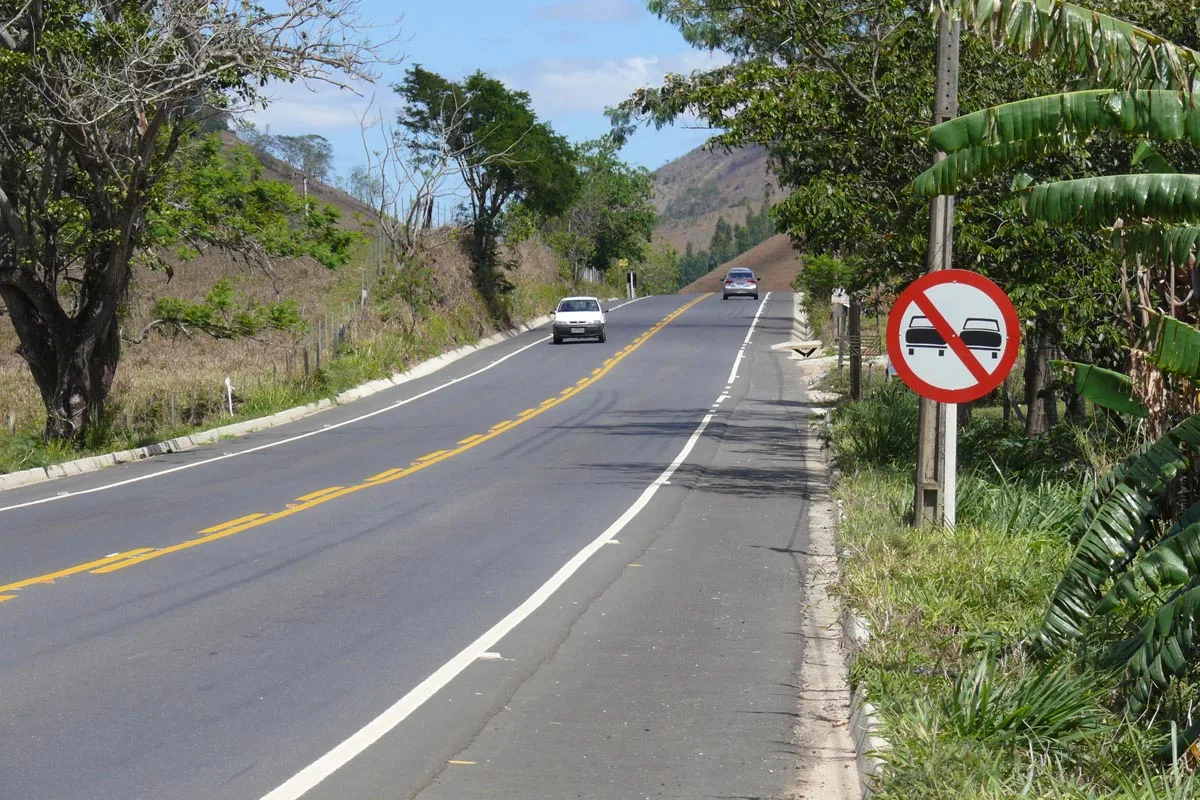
[[1, 285, 121, 442], [43, 319, 120, 440], [1, 231, 127, 442], [1024, 332, 1053, 437], [1065, 387, 1086, 423]]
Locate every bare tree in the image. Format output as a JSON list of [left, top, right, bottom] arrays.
[[0, 0, 399, 440], [355, 94, 470, 266]]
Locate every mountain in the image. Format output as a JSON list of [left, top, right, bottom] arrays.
[[651, 144, 780, 254]]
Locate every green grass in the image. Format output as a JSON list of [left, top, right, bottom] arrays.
[[832, 382, 1197, 798]]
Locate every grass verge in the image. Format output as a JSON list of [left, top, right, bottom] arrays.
[[0, 274, 589, 476], [832, 381, 1200, 798]]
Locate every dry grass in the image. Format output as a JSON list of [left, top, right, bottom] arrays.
[[0, 229, 570, 462]]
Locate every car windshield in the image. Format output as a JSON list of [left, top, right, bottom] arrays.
[[964, 318, 1000, 331], [728, 270, 754, 280], [908, 316, 934, 328], [558, 299, 599, 313]]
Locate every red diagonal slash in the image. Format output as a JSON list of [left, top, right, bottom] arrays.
[[911, 291, 991, 385]]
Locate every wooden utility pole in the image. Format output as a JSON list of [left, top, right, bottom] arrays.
[[913, 12, 961, 527], [849, 297, 862, 400]]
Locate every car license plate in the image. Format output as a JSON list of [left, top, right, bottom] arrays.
[[571, 327, 584, 334]]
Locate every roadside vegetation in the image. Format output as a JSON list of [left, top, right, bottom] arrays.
[[829, 375, 1200, 798], [0, 6, 672, 474]]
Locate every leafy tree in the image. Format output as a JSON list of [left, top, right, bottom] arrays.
[[151, 138, 356, 274], [637, 242, 683, 295], [675, 200, 777, 286], [288, 134, 334, 184], [610, 0, 1179, 430], [235, 125, 335, 201], [544, 139, 656, 282], [394, 66, 578, 289], [0, 0, 383, 441]]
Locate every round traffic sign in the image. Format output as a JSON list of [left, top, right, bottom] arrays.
[[886, 269, 1020, 404]]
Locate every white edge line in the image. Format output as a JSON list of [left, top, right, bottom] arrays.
[[258, 291, 766, 800], [726, 292, 770, 385], [0, 298, 647, 515]]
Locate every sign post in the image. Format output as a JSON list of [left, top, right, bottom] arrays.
[[887, 269, 1020, 527], [915, 11, 962, 528]]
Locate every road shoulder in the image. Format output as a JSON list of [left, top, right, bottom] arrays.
[[406, 307, 856, 800]]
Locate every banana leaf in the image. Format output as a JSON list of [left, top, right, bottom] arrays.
[[911, 91, 1200, 196], [932, 0, 1200, 92], [1124, 579, 1200, 710], [929, 90, 1200, 154], [1037, 415, 1200, 652], [912, 138, 1065, 198], [1114, 224, 1200, 269], [1132, 142, 1177, 174], [1099, 505, 1200, 615], [1021, 174, 1200, 227], [1062, 362, 1147, 417], [1144, 313, 1200, 380]]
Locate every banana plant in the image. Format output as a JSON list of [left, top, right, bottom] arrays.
[[931, 0, 1200, 93], [1034, 313, 1200, 711], [1036, 413, 1200, 651], [920, 0, 1200, 715], [1063, 362, 1147, 417]]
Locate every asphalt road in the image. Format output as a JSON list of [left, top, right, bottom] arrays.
[[0, 291, 826, 800]]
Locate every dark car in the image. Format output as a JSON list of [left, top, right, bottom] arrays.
[[904, 316, 945, 356], [961, 318, 1002, 359], [722, 268, 759, 300]]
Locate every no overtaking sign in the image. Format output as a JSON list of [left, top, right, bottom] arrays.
[[886, 269, 1020, 404]]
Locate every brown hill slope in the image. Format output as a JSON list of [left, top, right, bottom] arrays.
[[0, 133, 560, 437], [680, 233, 801, 294], [652, 145, 778, 253]]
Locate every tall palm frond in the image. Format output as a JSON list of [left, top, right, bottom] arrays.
[[932, 0, 1200, 91], [1037, 415, 1200, 652], [913, 90, 1200, 197]]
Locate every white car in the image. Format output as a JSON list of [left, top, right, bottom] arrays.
[[552, 296, 606, 344]]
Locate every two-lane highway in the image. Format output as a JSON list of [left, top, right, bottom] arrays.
[[0, 292, 818, 800]]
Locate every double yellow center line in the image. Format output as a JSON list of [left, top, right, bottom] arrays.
[[0, 295, 711, 604]]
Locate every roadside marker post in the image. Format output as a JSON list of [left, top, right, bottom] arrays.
[[887, 269, 1020, 528]]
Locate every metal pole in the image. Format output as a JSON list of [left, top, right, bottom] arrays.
[[943, 403, 957, 529], [914, 11, 960, 527]]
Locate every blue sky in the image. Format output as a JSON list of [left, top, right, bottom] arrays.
[[245, 0, 727, 183]]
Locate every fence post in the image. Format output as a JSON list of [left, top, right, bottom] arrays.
[[849, 297, 862, 400]]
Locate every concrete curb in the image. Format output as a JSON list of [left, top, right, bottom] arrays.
[[830, 459, 889, 798], [0, 314, 552, 494], [843, 606, 887, 797]]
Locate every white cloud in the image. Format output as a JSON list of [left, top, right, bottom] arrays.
[[530, 0, 638, 22], [504, 50, 729, 116], [240, 79, 380, 134]]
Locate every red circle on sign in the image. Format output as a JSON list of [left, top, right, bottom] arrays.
[[886, 269, 1020, 404]]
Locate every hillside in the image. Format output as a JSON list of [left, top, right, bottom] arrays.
[[651, 144, 779, 254], [0, 132, 560, 445], [680, 233, 801, 294]]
